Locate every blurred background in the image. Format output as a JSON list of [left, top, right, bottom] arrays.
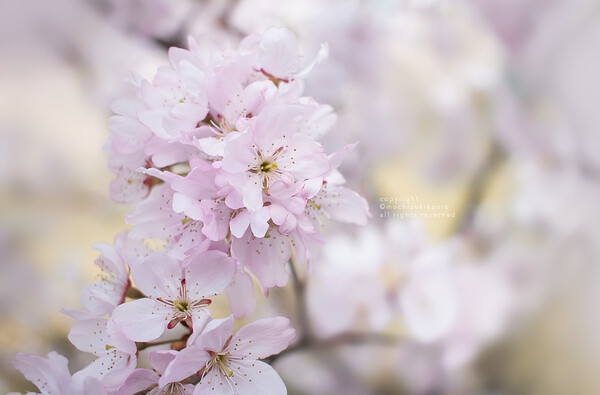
[[2, 0, 600, 393]]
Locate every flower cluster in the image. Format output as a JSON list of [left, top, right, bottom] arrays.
[[108, 26, 368, 295], [11, 27, 369, 394]]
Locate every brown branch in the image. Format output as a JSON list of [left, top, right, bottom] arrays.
[[125, 286, 146, 300], [288, 257, 312, 344], [453, 141, 506, 234], [266, 332, 402, 364], [136, 335, 189, 351]]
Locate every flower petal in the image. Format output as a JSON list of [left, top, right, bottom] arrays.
[[111, 298, 172, 342], [230, 210, 251, 239], [226, 268, 256, 319], [68, 318, 110, 355], [229, 317, 296, 359], [250, 207, 270, 238], [117, 368, 159, 395], [199, 359, 287, 395], [13, 352, 71, 394], [130, 252, 183, 300], [221, 132, 256, 174], [184, 250, 236, 299], [259, 27, 300, 79], [159, 345, 210, 387], [193, 367, 234, 395], [231, 229, 290, 289], [149, 350, 179, 375]]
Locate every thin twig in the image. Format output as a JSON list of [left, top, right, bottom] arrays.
[[288, 257, 312, 344], [266, 332, 402, 363], [136, 336, 188, 351], [125, 286, 146, 300], [453, 141, 506, 234]]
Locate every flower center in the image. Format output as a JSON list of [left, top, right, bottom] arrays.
[[215, 354, 234, 377], [308, 199, 322, 210], [163, 382, 187, 395], [173, 300, 189, 312], [260, 161, 278, 173]]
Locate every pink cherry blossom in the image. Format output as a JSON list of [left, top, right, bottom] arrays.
[[126, 184, 209, 260], [258, 27, 301, 81], [159, 315, 296, 394], [107, 78, 155, 203], [138, 60, 209, 142], [225, 265, 256, 319], [258, 27, 329, 82], [307, 227, 392, 338], [231, 226, 300, 289], [108, 151, 154, 204], [12, 352, 105, 395], [63, 232, 150, 320], [111, 250, 236, 342], [10, 23, 376, 395], [68, 318, 137, 390], [118, 350, 195, 395], [107, 0, 194, 41], [400, 245, 460, 343], [221, 103, 330, 212], [102, 26, 369, 301], [302, 143, 370, 228], [168, 159, 233, 242]]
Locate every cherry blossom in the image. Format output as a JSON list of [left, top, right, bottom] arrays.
[[221, 103, 330, 213], [138, 59, 209, 142], [9, 22, 374, 395], [68, 318, 137, 390], [111, 251, 236, 342], [400, 245, 460, 343], [159, 315, 296, 394], [106, 77, 156, 203], [11, 352, 105, 395], [63, 232, 150, 320], [118, 350, 195, 395], [257, 27, 329, 83]]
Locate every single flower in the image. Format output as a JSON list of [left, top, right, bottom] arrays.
[[111, 250, 236, 342], [160, 315, 296, 394]]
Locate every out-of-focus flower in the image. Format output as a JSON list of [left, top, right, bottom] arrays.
[[105, 0, 195, 41], [11, 352, 105, 395], [63, 232, 150, 320]]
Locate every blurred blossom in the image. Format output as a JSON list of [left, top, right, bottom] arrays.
[[303, 220, 517, 393], [513, 162, 600, 240], [105, 0, 195, 41], [3, 0, 600, 393]]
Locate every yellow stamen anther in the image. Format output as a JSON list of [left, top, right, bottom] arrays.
[[216, 354, 234, 377], [309, 200, 322, 210], [260, 161, 278, 173], [173, 300, 189, 312]]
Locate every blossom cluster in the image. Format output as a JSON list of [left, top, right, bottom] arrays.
[[11, 27, 369, 394]]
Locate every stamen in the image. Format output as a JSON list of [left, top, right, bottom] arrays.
[[309, 199, 322, 210], [260, 161, 278, 173], [173, 300, 189, 312], [215, 354, 234, 377]]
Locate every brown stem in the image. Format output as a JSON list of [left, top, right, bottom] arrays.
[[136, 335, 189, 351], [266, 332, 402, 364], [125, 286, 146, 300], [288, 257, 311, 344], [453, 141, 506, 234]]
